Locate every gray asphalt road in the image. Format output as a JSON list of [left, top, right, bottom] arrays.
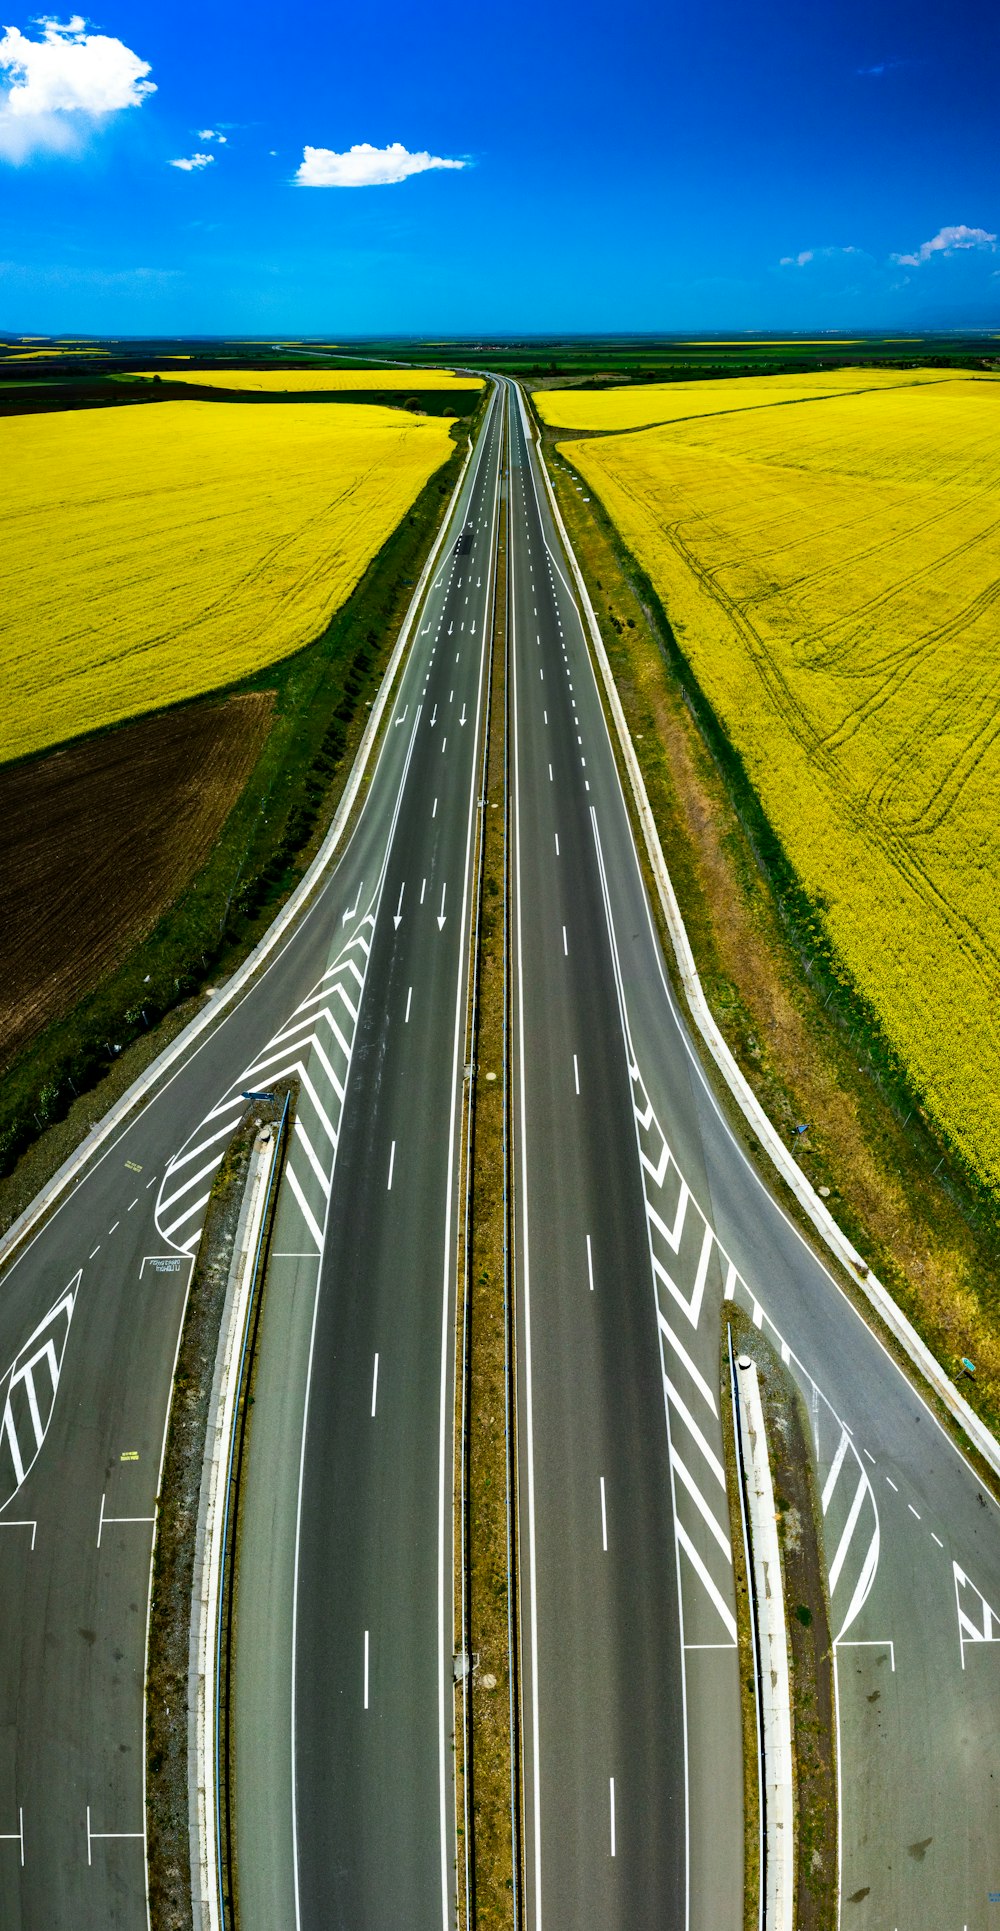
[[507, 381, 741, 1931], [0, 386, 503, 1929], [512, 378, 1000, 1931], [1, 362, 998, 1931]]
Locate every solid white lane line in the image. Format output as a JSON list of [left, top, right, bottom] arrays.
[[405, 986, 413, 1023], [586, 1234, 595, 1292], [573, 1054, 580, 1095], [609, 1778, 616, 1857], [387, 1141, 396, 1190], [364, 1629, 370, 1709], [371, 1354, 379, 1417], [600, 1476, 608, 1551]]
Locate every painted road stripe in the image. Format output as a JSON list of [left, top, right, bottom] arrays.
[[828, 1471, 869, 1595], [662, 1371, 727, 1489], [676, 1519, 738, 1641], [284, 1163, 324, 1251], [670, 1446, 732, 1559], [822, 1429, 850, 1513], [158, 1158, 224, 1218], [657, 1307, 718, 1416], [161, 1193, 212, 1242], [294, 1120, 332, 1199]]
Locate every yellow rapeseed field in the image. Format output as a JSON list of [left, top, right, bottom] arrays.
[[561, 375, 1000, 1195], [534, 366, 952, 435], [1, 398, 454, 765], [130, 367, 483, 392]]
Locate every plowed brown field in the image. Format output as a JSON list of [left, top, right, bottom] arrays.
[[0, 693, 272, 1068]]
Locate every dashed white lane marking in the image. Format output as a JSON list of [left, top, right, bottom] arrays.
[[405, 986, 413, 1023], [908, 1504, 921, 1520], [932, 1532, 944, 1548], [127, 1198, 138, 1212], [562, 925, 568, 956], [387, 1141, 396, 1191], [586, 1234, 595, 1292], [364, 1629, 370, 1709], [885, 1477, 899, 1492], [432, 797, 438, 818], [573, 1054, 580, 1095], [548, 764, 553, 783], [88, 1246, 100, 1260], [600, 1476, 608, 1551], [554, 833, 560, 856], [371, 1354, 379, 1418], [108, 1222, 119, 1236], [609, 1778, 616, 1857]]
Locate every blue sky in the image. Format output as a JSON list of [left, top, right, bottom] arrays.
[[1, 0, 998, 335]]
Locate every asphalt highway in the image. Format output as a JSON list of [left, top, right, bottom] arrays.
[[0, 366, 998, 1931], [510, 380, 1000, 1931], [0, 384, 503, 1929]]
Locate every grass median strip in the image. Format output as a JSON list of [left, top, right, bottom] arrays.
[[458, 451, 519, 1926]]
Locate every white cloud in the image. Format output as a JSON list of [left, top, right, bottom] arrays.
[[197, 127, 226, 143], [779, 245, 861, 268], [170, 151, 214, 172], [296, 140, 466, 188], [0, 14, 153, 162], [892, 223, 996, 267]]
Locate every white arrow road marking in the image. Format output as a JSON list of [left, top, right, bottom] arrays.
[[448, 621, 454, 635], [430, 704, 438, 726], [394, 705, 408, 728], [342, 884, 363, 926], [459, 704, 467, 726], [438, 884, 447, 930], [0, 1278, 78, 1509], [393, 883, 405, 930]]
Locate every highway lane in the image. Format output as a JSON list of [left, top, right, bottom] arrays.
[[515, 378, 1000, 1930], [507, 380, 733, 1931], [288, 391, 502, 1928], [0, 384, 502, 1930]]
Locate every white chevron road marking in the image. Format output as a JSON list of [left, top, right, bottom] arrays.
[[0, 1277, 79, 1511]]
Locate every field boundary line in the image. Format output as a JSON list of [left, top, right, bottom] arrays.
[[0, 395, 492, 1280], [518, 382, 1000, 1483]]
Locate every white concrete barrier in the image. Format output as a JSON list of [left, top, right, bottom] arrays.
[[733, 1354, 794, 1931]]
